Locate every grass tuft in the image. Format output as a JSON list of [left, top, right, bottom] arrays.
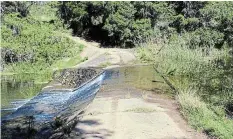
[[124, 107, 157, 113], [137, 36, 233, 138], [178, 89, 233, 138]]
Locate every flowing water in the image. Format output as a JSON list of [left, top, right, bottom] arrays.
[[1, 66, 173, 139], [1, 65, 169, 122]]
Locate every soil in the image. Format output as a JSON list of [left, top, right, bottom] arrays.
[[68, 36, 136, 68]]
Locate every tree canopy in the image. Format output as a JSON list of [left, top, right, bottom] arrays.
[[57, 1, 233, 48]]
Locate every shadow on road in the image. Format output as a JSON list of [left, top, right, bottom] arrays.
[[73, 119, 114, 139]]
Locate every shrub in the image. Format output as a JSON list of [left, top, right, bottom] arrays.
[[1, 2, 83, 82], [57, 2, 173, 47]]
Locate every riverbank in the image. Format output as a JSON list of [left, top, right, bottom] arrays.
[[29, 36, 209, 138], [137, 39, 233, 138], [1, 3, 85, 84], [2, 26, 229, 138], [1, 32, 211, 138], [2, 2, 232, 139]]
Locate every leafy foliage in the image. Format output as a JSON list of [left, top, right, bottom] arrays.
[[1, 1, 32, 17], [57, 2, 174, 47], [170, 2, 233, 48], [137, 36, 233, 138], [58, 1, 233, 48], [1, 2, 83, 82]]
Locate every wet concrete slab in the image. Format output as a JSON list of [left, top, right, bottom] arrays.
[[73, 66, 207, 139], [75, 97, 187, 139]]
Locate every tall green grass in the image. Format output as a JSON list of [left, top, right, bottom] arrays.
[[137, 35, 233, 138], [178, 89, 233, 139]]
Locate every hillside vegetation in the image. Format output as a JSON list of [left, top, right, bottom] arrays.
[[1, 2, 84, 82], [57, 2, 232, 49]]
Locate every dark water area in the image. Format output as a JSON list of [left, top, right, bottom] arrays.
[[1, 75, 46, 117]]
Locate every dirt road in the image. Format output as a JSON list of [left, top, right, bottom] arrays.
[[69, 36, 207, 139], [70, 37, 136, 68]]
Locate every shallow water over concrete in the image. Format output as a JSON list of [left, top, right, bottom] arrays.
[[2, 71, 105, 123], [74, 66, 206, 139], [101, 65, 169, 97], [1, 66, 208, 139], [1, 66, 168, 119]]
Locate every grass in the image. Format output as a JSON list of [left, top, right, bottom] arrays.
[[3, 53, 88, 83], [1, 3, 85, 83], [98, 62, 112, 68], [124, 107, 157, 113], [178, 89, 233, 138], [137, 36, 233, 138], [0, 72, 16, 76], [51, 55, 85, 70]]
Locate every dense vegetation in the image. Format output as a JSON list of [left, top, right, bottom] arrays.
[[135, 2, 233, 138], [1, 2, 84, 82], [57, 1, 170, 47], [58, 1, 233, 49]]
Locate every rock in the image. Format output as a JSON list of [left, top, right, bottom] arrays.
[[53, 68, 102, 88]]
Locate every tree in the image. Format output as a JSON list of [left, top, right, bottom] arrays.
[[1, 1, 32, 17]]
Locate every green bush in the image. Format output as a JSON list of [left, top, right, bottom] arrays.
[[57, 2, 173, 47], [57, 2, 233, 48], [1, 2, 83, 82]]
